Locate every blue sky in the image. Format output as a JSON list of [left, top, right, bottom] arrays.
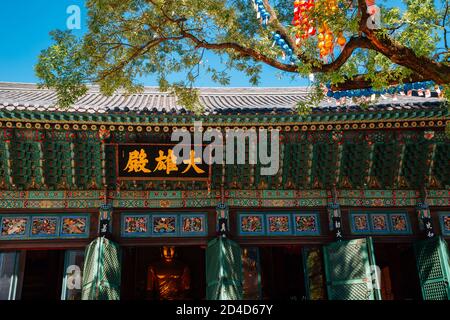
[[0, 0, 407, 88], [0, 1, 84, 84]]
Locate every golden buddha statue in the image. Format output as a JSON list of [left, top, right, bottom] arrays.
[[146, 246, 191, 300]]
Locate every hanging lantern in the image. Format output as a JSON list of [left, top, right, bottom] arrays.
[[293, 0, 316, 44], [326, 81, 436, 104], [337, 32, 346, 47], [317, 23, 335, 57], [252, 0, 270, 25], [271, 31, 296, 62]]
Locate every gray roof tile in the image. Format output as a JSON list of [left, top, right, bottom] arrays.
[[0, 82, 445, 115]]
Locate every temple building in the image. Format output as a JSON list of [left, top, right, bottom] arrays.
[[0, 82, 449, 300]]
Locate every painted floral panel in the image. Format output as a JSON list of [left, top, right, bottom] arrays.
[[1, 218, 28, 236], [124, 216, 148, 234], [31, 217, 58, 236], [61, 217, 87, 235], [182, 216, 204, 233], [442, 215, 450, 234], [153, 216, 176, 234], [240, 215, 263, 233], [390, 215, 408, 232], [353, 215, 369, 232], [295, 215, 318, 233], [371, 215, 388, 231], [267, 216, 290, 233]]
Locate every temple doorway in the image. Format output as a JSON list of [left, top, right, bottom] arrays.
[[259, 246, 307, 300], [374, 243, 422, 300], [21, 250, 64, 300], [121, 246, 206, 300]]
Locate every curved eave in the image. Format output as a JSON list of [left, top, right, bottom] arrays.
[[0, 104, 447, 129]]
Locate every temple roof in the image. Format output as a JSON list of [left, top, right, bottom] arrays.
[[0, 82, 444, 115], [0, 84, 448, 192]]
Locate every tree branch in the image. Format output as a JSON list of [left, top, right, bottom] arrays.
[[262, 0, 297, 51], [180, 30, 299, 72], [443, 0, 449, 50], [146, 0, 379, 83], [95, 36, 184, 81], [357, 0, 450, 84], [318, 36, 375, 72], [101, 0, 450, 90]]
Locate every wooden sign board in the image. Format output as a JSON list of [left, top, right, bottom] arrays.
[[116, 144, 211, 181]]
